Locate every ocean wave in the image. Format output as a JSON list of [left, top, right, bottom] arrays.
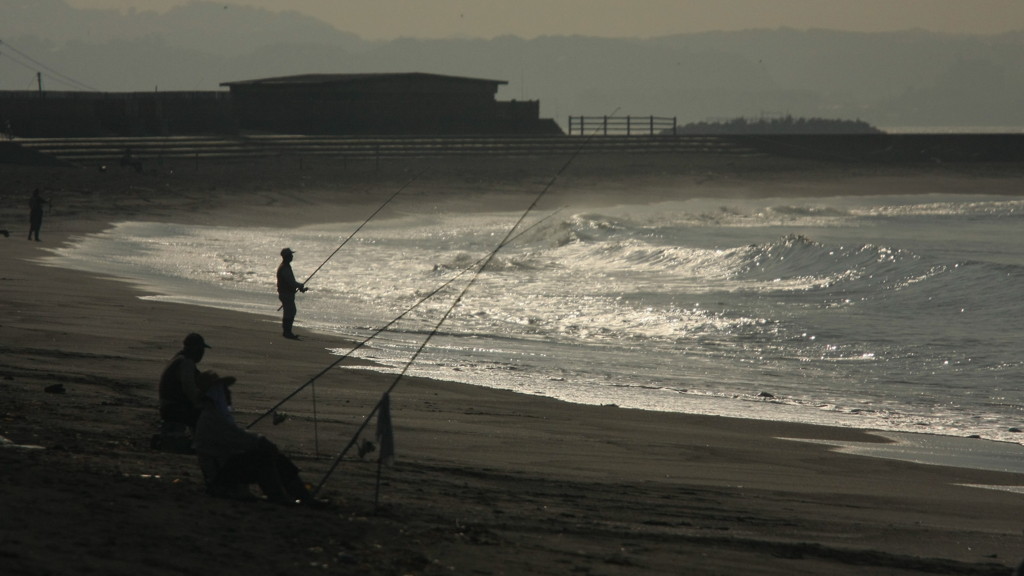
[[733, 234, 920, 282], [46, 197, 1024, 449], [551, 232, 925, 290], [854, 198, 1024, 219]]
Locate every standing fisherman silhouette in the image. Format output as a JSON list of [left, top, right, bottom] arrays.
[[277, 248, 307, 339], [28, 188, 49, 241], [268, 174, 422, 341]]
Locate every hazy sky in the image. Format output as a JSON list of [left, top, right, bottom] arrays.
[[64, 0, 1024, 39]]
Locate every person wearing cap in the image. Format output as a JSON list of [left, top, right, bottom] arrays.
[[155, 333, 235, 451], [276, 247, 307, 339]]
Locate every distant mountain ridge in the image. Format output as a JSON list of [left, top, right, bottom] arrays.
[[2, 0, 1023, 130]]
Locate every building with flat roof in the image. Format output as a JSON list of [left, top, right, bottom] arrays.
[[0, 72, 561, 138], [221, 73, 561, 135]]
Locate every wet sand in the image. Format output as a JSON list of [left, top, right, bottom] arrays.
[[2, 154, 1024, 575]]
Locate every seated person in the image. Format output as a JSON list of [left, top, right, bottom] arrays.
[[155, 333, 233, 452], [194, 376, 327, 508]]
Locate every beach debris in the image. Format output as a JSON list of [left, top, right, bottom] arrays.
[[334, 552, 358, 565], [0, 435, 46, 450], [357, 438, 376, 459], [272, 411, 289, 425], [758, 391, 775, 400], [44, 383, 66, 394]]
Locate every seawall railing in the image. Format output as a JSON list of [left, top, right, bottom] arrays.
[[8, 134, 759, 166], [567, 116, 677, 136]]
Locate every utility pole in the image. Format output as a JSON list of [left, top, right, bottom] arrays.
[[37, 72, 43, 94]]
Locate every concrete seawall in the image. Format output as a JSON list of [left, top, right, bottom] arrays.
[[732, 133, 1024, 163], [2, 133, 1022, 168]]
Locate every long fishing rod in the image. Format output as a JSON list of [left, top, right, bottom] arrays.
[[246, 206, 566, 430], [306, 170, 426, 286], [313, 110, 620, 495], [276, 170, 425, 311]]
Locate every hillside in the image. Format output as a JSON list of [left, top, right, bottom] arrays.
[[2, 2, 1023, 130]]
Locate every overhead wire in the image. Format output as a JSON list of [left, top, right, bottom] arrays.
[[0, 39, 100, 92]]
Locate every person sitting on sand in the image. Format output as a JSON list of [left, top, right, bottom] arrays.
[[156, 333, 234, 452], [193, 371, 327, 507]]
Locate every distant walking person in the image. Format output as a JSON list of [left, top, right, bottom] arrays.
[[277, 247, 307, 339], [28, 189, 49, 241]]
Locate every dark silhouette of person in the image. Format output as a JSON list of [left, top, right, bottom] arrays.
[[276, 247, 307, 339], [193, 376, 327, 507], [156, 332, 234, 451], [120, 147, 142, 172], [28, 189, 49, 241], [156, 333, 326, 506]]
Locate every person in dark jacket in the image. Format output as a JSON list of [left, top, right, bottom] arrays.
[[28, 189, 48, 241], [276, 247, 307, 339], [193, 377, 327, 507], [156, 333, 234, 451]]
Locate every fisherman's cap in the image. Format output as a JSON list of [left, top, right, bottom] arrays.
[[183, 332, 211, 349], [281, 247, 295, 257]]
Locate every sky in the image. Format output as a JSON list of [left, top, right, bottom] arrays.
[[63, 0, 1024, 39]]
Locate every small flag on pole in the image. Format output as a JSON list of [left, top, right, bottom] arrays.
[[376, 392, 395, 466]]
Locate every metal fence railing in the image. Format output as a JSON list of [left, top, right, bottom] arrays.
[[567, 115, 677, 136]]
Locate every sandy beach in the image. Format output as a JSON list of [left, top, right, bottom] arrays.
[[2, 152, 1024, 575]]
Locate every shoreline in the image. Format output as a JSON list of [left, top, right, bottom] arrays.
[[49, 243, 1024, 477], [3, 156, 1024, 575], [34, 157, 1024, 463], [46, 238, 1024, 475]]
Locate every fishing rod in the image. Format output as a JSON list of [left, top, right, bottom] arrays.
[[276, 170, 425, 311], [313, 110, 620, 495], [246, 206, 566, 430], [310, 208, 559, 494]]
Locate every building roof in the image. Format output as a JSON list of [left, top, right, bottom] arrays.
[[220, 73, 508, 88]]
